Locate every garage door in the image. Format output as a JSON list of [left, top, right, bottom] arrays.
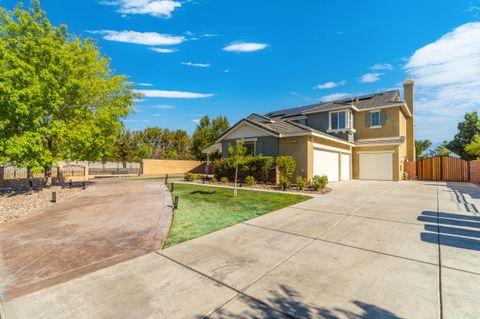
[[313, 149, 339, 182], [340, 154, 350, 181], [359, 153, 393, 181]]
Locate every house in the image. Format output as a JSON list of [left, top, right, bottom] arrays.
[[215, 79, 415, 182]]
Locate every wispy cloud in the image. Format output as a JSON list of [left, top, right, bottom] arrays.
[[192, 118, 201, 124], [92, 30, 185, 46], [370, 63, 393, 70], [405, 22, 480, 141], [359, 73, 381, 83], [181, 62, 211, 68], [151, 105, 176, 109], [136, 82, 153, 87], [290, 91, 311, 101], [468, 4, 480, 17], [223, 42, 268, 52], [101, 0, 182, 18], [150, 47, 177, 53], [314, 81, 346, 89], [136, 90, 215, 98], [319, 93, 350, 102]]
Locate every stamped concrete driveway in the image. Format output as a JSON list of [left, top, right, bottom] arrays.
[[2, 181, 479, 319], [0, 178, 171, 303]]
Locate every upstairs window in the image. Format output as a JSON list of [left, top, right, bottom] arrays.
[[330, 111, 352, 130], [371, 111, 381, 127]]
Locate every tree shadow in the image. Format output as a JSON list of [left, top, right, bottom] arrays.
[[205, 285, 402, 319], [419, 211, 480, 251], [190, 190, 216, 195]]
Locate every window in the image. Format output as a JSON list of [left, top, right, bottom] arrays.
[[244, 141, 255, 156], [330, 111, 352, 130], [371, 111, 381, 127]]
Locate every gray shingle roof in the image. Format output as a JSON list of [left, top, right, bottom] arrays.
[[265, 90, 402, 119]]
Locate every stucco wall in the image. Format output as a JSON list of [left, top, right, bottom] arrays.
[[355, 107, 401, 140], [352, 145, 401, 181], [278, 136, 309, 180], [306, 112, 351, 141]]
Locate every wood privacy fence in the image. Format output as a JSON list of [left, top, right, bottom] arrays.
[[142, 159, 206, 176], [416, 156, 470, 182]]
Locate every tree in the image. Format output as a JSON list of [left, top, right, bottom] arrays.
[[228, 140, 247, 197], [0, 1, 137, 182], [429, 142, 451, 157], [447, 112, 480, 160], [466, 135, 480, 159], [415, 139, 432, 159], [192, 115, 230, 159]]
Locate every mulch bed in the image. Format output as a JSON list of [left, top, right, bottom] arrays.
[[183, 180, 332, 195]]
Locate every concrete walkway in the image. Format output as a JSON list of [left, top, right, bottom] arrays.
[[0, 178, 172, 302], [2, 181, 479, 319]]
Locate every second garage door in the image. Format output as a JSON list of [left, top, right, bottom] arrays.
[[359, 152, 393, 181]]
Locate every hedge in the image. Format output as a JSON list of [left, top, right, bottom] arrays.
[[214, 155, 276, 183]]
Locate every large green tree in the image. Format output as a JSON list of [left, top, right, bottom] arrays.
[[0, 1, 137, 180], [191, 115, 230, 159], [466, 135, 480, 159], [415, 139, 432, 159], [447, 112, 480, 161]]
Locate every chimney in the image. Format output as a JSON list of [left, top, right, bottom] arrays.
[[403, 78, 415, 162], [403, 78, 414, 114]]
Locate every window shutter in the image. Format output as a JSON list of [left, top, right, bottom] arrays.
[[364, 113, 370, 127], [381, 110, 388, 126]]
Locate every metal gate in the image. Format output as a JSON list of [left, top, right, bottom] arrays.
[[417, 156, 469, 182]]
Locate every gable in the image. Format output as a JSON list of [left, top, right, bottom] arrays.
[[220, 121, 275, 141]]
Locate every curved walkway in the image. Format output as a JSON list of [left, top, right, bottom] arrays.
[[0, 178, 172, 301]]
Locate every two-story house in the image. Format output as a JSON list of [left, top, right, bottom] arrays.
[[214, 79, 415, 181]]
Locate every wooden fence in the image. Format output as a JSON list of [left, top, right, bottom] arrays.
[[417, 156, 470, 182]]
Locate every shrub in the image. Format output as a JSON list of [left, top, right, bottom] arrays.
[[295, 176, 308, 190], [220, 177, 229, 184], [276, 156, 296, 182], [312, 175, 328, 191], [185, 172, 197, 181], [210, 176, 217, 183], [214, 155, 275, 183], [245, 175, 256, 186], [279, 176, 290, 191]]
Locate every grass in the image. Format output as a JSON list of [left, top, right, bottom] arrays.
[[163, 183, 311, 248]]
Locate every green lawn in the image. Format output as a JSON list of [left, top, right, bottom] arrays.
[[163, 184, 311, 248]]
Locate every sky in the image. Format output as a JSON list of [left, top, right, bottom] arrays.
[[3, 0, 480, 143]]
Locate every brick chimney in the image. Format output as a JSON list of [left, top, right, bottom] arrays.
[[403, 78, 415, 161]]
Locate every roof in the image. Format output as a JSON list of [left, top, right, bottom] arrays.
[[202, 143, 222, 154], [265, 90, 402, 119]]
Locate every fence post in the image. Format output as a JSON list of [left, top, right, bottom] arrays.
[[439, 156, 443, 181], [174, 196, 179, 209]]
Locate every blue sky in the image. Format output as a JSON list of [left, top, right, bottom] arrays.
[[4, 0, 480, 142]]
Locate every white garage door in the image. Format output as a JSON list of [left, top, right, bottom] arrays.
[[313, 149, 339, 182], [340, 154, 350, 181], [359, 153, 393, 181]]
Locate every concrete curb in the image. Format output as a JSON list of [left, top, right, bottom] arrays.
[[158, 183, 174, 250]]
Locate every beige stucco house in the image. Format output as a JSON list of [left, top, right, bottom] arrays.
[[215, 79, 415, 182]]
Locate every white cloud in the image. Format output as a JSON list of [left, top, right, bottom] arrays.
[[94, 30, 184, 46], [359, 73, 381, 83], [151, 105, 176, 109], [150, 47, 177, 53], [101, 0, 182, 18], [192, 119, 201, 124], [181, 62, 211, 68], [315, 81, 346, 89], [290, 91, 311, 101], [223, 42, 268, 52], [468, 5, 480, 17], [370, 63, 393, 70], [137, 82, 153, 86], [136, 90, 215, 98], [319, 93, 350, 102], [224, 69, 230, 73], [405, 22, 480, 142]]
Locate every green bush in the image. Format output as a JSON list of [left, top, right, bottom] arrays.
[[312, 175, 328, 191], [220, 176, 229, 184], [245, 175, 256, 186], [214, 155, 275, 183], [295, 176, 308, 190], [279, 176, 290, 190], [210, 176, 217, 183], [276, 156, 297, 181], [185, 172, 197, 181]]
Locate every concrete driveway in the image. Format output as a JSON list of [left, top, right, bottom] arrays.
[[2, 181, 479, 319], [0, 178, 171, 302]]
